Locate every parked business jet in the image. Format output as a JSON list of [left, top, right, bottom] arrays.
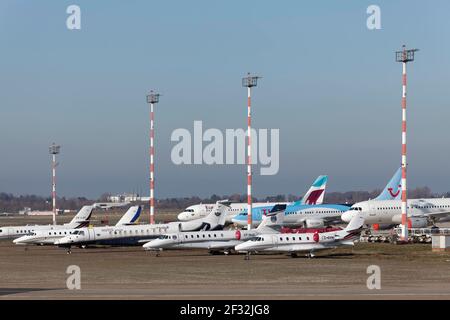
[[177, 175, 328, 222], [143, 204, 286, 253], [232, 168, 402, 228], [13, 206, 142, 245], [55, 200, 230, 250], [0, 205, 94, 240], [235, 213, 365, 258], [341, 168, 450, 228]]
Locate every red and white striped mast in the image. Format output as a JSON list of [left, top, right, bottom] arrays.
[[242, 73, 260, 230], [49, 143, 60, 225], [395, 45, 418, 242], [146, 91, 160, 224]]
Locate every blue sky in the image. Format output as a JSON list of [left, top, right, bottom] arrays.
[[1, 1, 449, 198]]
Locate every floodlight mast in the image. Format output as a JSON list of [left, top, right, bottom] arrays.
[[49, 143, 60, 225], [395, 45, 419, 242], [242, 73, 260, 230], [146, 91, 160, 224]]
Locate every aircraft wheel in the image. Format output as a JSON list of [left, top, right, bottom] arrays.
[[290, 253, 298, 258]]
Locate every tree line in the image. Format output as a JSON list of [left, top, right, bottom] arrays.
[[2, 187, 449, 212]]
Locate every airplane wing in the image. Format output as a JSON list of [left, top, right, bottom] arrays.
[[290, 243, 331, 252], [414, 211, 450, 220], [137, 238, 160, 244], [290, 242, 353, 252], [206, 241, 242, 249]]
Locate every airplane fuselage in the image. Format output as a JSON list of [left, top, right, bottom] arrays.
[[0, 224, 80, 240], [342, 198, 450, 226], [177, 202, 290, 222]]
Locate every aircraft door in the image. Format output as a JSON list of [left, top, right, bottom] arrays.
[[87, 228, 95, 241]]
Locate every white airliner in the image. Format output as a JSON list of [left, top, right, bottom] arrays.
[[341, 168, 450, 228], [13, 206, 142, 246], [55, 200, 230, 250], [177, 175, 328, 222], [235, 214, 365, 258], [342, 198, 450, 228], [142, 204, 287, 253], [0, 205, 93, 240]]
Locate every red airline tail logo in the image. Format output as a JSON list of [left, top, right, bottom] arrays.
[[388, 185, 401, 198]]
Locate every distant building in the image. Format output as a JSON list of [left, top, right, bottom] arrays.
[[108, 193, 142, 203]]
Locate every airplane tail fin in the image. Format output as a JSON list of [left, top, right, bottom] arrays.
[[67, 205, 94, 229], [256, 204, 286, 232], [336, 214, 365, 241], [296, 175, 328, 205], [202, 200, 231, 230], [374, 167, 402, 200], [115, 206, 141, 226]]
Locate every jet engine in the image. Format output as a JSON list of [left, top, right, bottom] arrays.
[[304, 219, 325, 228], [408, 217, 428, 228]]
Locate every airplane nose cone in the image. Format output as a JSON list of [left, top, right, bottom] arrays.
[[142, 242, 151, 249], [143, 241, 159, 250], [177, 213, 188, 221], [235, 243, 249, 252], [341, 211, 353, 222]]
